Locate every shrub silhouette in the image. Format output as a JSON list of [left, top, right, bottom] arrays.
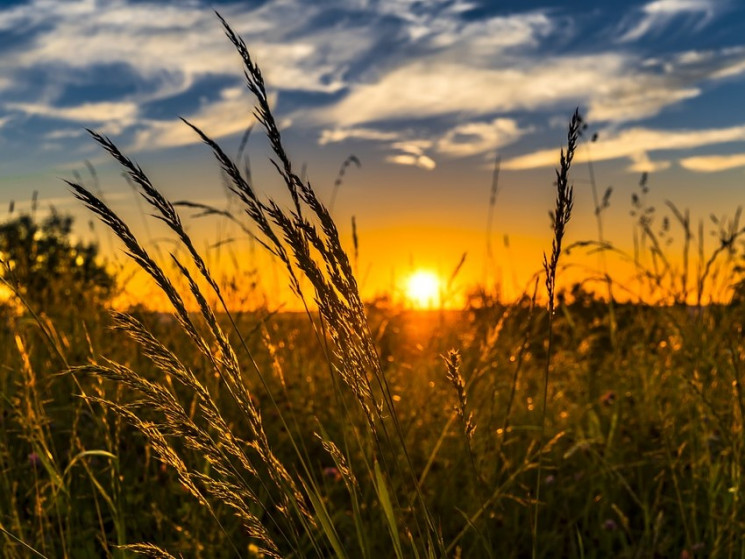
[[0, 212, 115, 310]]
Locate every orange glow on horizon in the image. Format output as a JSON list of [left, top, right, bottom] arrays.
[[94, 214, 744, 313]]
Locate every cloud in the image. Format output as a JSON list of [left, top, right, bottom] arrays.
[[1, 0, 745, 171], [0, 0, 410, 154], [627, 152, 671, 173], [320, 45, 745, 127], [386, 153, 436, 170], [427, 12, 553, 52], [618, 0, 718, 43], [0, 0, 385, 156], [131, 87, 260, 150], [372, 0, 552, 51], [318, 127, 401, 145], [319, 118, 527, 163], [319, 118, 528, 167], [587, 86, 700, 123], [679, 153, 745, 172], [437, 118, 528, 157], [44, 129, 86, 140], [386, 138, 436, 169], [392, 139, 434, 153], [6, 100, 140, 136], [7, 101, 138, 124], [5, 0, 358, 97], [390, 5, 554, 53], [503, 123, 745, 171]]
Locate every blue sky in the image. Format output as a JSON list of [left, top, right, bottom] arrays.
[[2, 0, 744, 172], [1, 0, 744, 301]]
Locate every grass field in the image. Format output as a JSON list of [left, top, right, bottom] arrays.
[[2, 14, 745, 559]]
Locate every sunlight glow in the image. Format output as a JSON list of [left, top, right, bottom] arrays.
[[405, 270, 441, 309]]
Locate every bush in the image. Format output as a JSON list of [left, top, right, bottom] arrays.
[[0, 212, 116, 311]]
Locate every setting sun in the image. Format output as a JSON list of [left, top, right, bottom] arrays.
[[405, 270, 441, 309]]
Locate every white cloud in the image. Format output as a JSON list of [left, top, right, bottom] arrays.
[[0, 0, 397, 156], [645, 0, 714, 13], [503, 123, 745, 171], [7, 101, 138, 124], [318, 129, 443, 170], [627, 152, 671, 173], [679, 153, 745, 172], [320, 46, 745, 127], [318, 127, 401, 145], [321, 56, 616, 125], [437, 118, 528, 157], [618, 0, 718, 43], [1, 0, 744, 169], [18, 22, 338, 96], [399, 8, 554, 53], [375, 0, 534, 47], [319, 118, 527, 163], [0, 0, 375, 125], [587, 86, 700, 122], [385, 137, 436, 169], [44, 129, 85, 140], [386, 153, 436, 170], [131, 87, 261, 150], [392, 139, 434, 154], [7, 0, 359, 94]]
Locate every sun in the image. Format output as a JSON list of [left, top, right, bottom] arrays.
[[405, 270, 441, 309]]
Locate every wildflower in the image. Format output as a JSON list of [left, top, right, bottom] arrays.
[[323, 466, 341, 482], [28, 451, 40, 468], [602, 519, 617, 531]]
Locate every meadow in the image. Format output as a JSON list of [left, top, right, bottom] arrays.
[[2, 15, 745, 559]]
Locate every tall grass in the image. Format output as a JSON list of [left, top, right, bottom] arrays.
[[61, 13, 447, 557], [534, 108, 580, 559]]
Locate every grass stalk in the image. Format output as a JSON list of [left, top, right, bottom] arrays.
[[532, 109, 580, 559]]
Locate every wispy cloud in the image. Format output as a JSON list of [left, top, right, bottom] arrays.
[[6, 0, 356, 96], [386, 153, 436, 170], [320, 46, 745, 128], [43, 129, 86, 140], [0, 0, 373, 147], [319, 118, 528, 165], [618, 0, 720, 43], [628, 152, 672, 173], [131, 87, 260, 151], [318, 127, 402, 145], [437, 118, 528, 157], [503, 123, 745, 171], [386, 139, 436, 170], [679, 153, 745, 172], [7, 101, 138, 125]]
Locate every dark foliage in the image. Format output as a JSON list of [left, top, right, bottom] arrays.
[[0, 212, 116, 310]]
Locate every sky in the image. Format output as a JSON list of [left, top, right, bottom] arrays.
[[1, 0, 745, 307]]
